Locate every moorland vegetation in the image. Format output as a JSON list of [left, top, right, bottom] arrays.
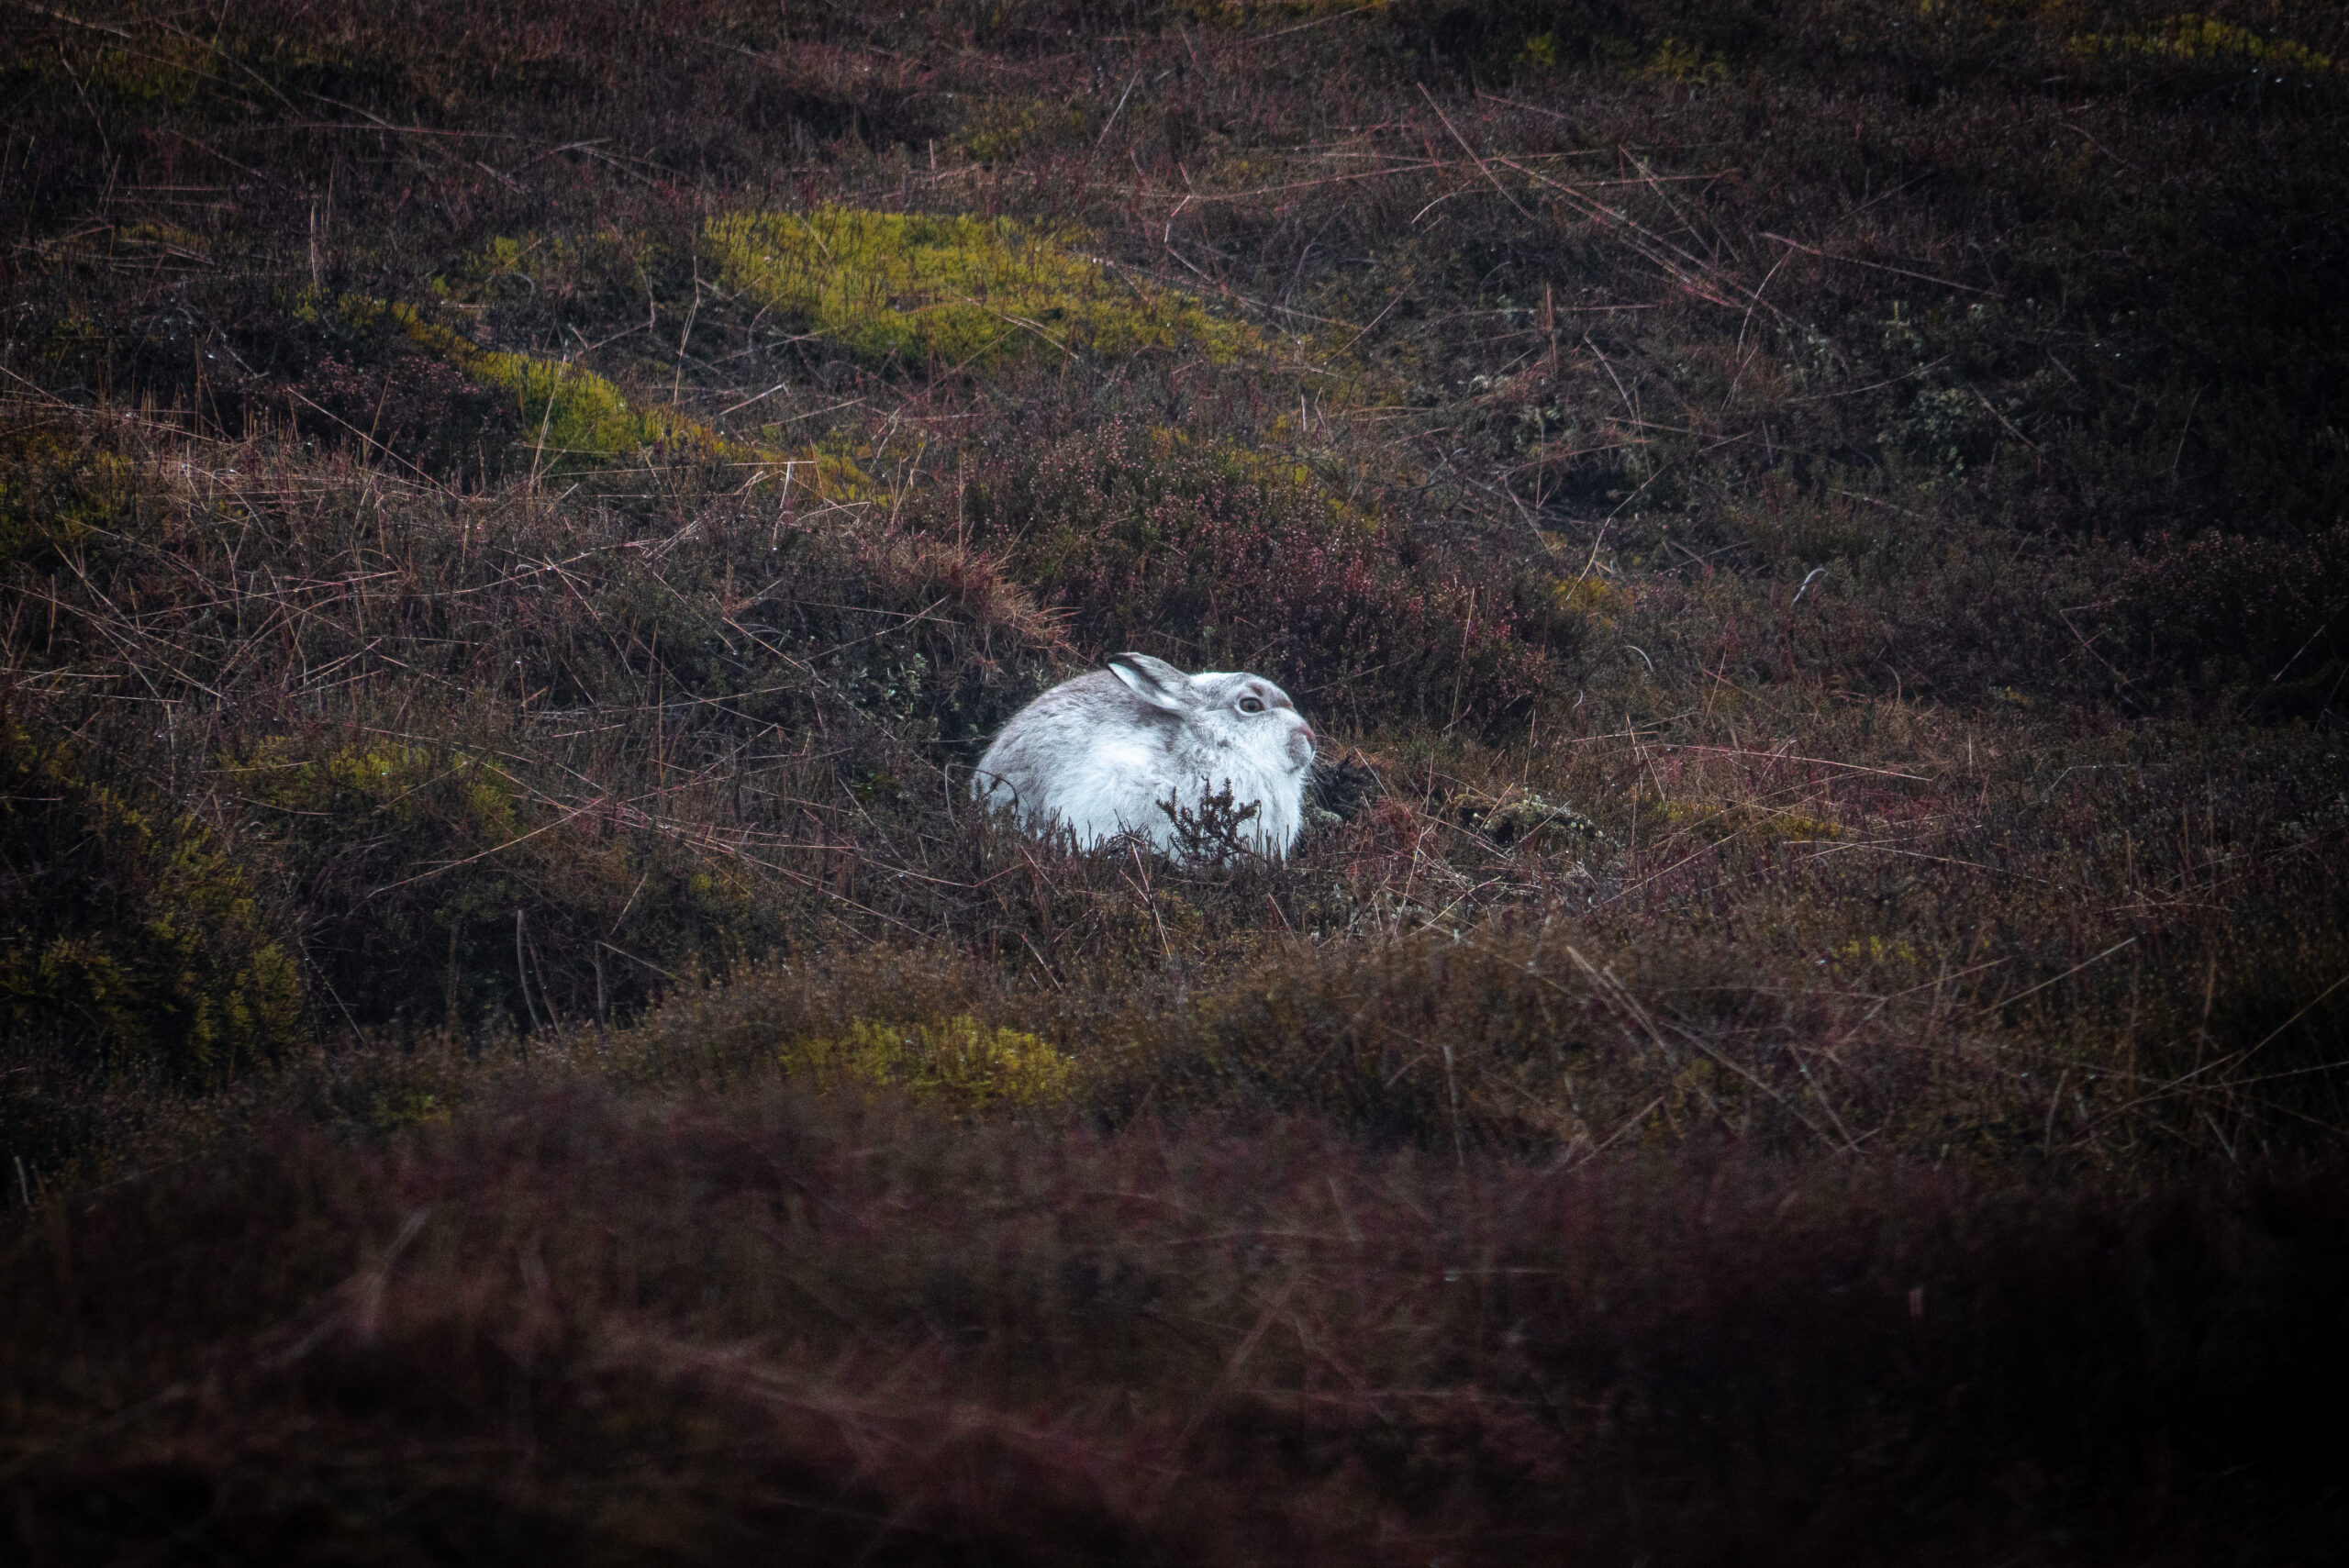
[[3, 1, 2345, 1561]]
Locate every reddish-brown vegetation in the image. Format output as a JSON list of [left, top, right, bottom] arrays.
[[4, 0, 2346, 1560]]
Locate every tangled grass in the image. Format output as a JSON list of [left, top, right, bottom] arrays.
[[4, 0, 2347, 1560]]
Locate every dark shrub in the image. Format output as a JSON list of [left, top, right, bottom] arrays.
[[0, 716, 301, 1076], [2121, 523, 2349, 704], [222, 732, 773, 1038], [276, 348, 522, 482], [952, 419, 1576, 733]]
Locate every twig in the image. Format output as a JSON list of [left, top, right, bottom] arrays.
[[1671, 745, 1930, 782], [1417, 84, 1535, 223], [1247, 3, 1386, 41], [1979, 938, 2137, 1018], [1759, 232, 1999, 296], [13, 1, 132, 39], [1094, 72, 1141, 151]]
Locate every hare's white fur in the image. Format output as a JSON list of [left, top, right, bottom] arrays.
[[973, 653, 1316, 857]]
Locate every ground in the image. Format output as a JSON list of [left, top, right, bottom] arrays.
[[2, 2, 2345, 1562]]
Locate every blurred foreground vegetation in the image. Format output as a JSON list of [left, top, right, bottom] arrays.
[[4, 1, 2345, 1561]]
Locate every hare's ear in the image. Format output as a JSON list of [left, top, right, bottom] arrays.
[[1108, 652, 1192, 714]]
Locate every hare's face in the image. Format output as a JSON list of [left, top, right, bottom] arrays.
[[1193, 672, 1316, 774]]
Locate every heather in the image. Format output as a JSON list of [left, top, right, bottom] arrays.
[[4, 1, 2346, 1561]]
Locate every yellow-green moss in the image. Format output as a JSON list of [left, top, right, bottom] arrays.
[[429, 230, 662, 314], [707, 206, 1264, 373], [227, 738, 522, 841], [780, 1015, 1076, 1110], [222, 736, 536, 1010], [223, 732, 774, 1033], [28, 310, 108, 378], [1830, 935, 1923, 972], [1186, 430, 1378, 530], [1, 718, 304, 1075], [1643, 37, 1729, 83], [384, 301, 725, 469], [0, 422, 142, 566], [71, 43, 202, 106], [311, 288, 866, 495], [430, 233, 586, 302], [115, 220, 213, 259], [2070, 15, 2335, 74], [368, 1088, 451, 1131], [1552, 574, 1624, 617], [956, 96, 1091, 163]]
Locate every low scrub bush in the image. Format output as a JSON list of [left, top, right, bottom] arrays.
[[4, 0, 2347, 1554], [0, 418, 148, 569], [280, 347, 521, 482], [0, 717, 302, 1078], [947, 418, 1578, 731], [2120, 523, 2349, 706], [4, 1084, 2343, 1565], [373, 298, 744, 474]]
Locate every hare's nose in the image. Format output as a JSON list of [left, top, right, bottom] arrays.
[[1297, 721, 1317, 748]]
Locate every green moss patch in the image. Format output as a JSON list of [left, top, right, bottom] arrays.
[[382, 300, 728, 470], [0, 421, 144, 569], [707, 206, 1264, 373], [224, 735, 771, 1037], [780, 1016, 1076, 1110], [1, 718, 302, 1076], [310, 289, 868, 495], [2070, 14, 2336, 75]]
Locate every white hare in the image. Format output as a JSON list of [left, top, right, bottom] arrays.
[[972, 652, 1317, 857]]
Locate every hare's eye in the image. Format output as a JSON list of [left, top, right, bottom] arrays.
[[1238, 695, 1264, 714]]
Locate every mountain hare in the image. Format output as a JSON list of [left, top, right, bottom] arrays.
[[973, 653, 1316, 857]]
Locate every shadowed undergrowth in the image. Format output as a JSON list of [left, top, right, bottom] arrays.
[[5, 1084, 2345, 1565], [5, 0, 2348, 1560]]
